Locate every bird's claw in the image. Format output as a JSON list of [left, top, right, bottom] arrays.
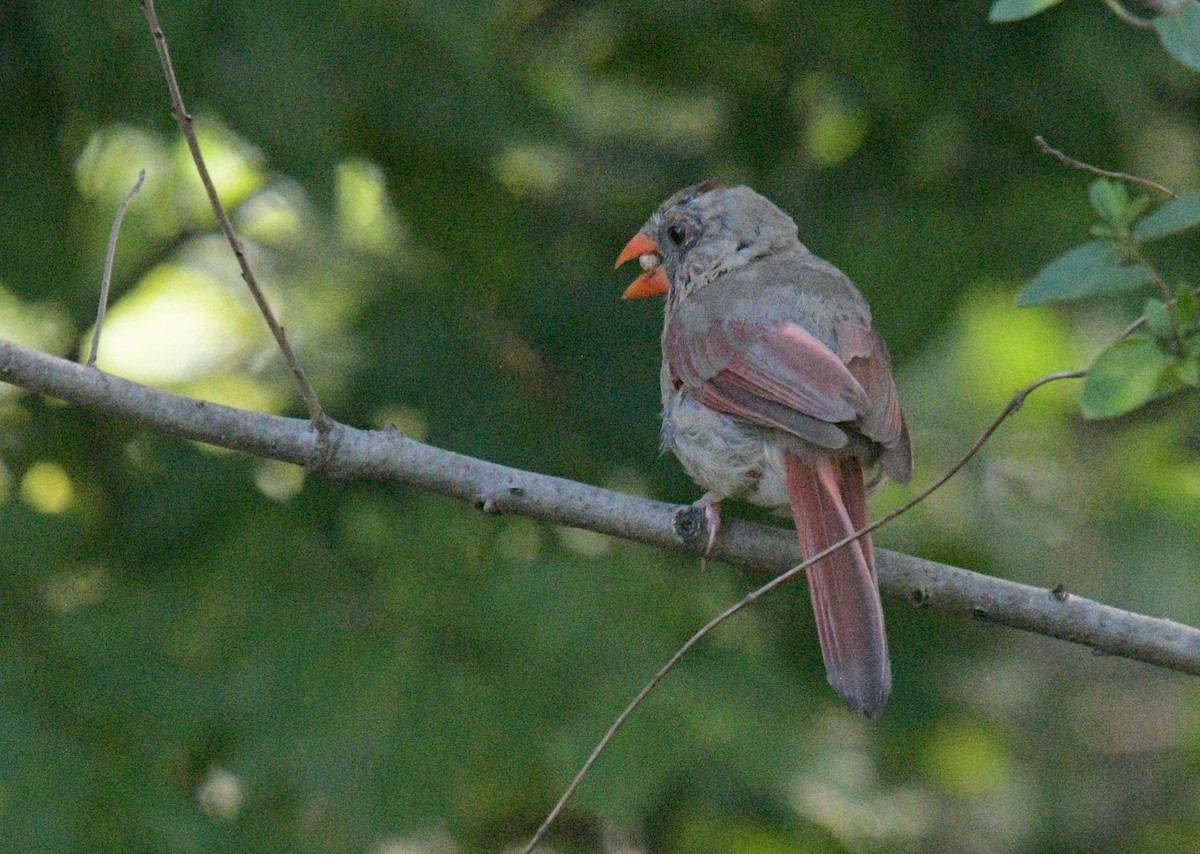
[[673, 494, 723, 570], [699, 500, 721, 555]]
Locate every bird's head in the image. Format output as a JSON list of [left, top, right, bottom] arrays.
[[615, 183, 799, 300]]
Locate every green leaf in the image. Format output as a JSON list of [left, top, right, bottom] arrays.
[[1153, 2, 1200, 71], [989, 0, 1068, 22], [1132, 191, 1200, 241], [1128, 193, 1154, 222], [1081, 337, 1173, 418], [1144, 298, 1175, 340], [1017, 240, 1149, 305], [1174, 349, 1200, 386], [1088, 178, 1130, 226], [1174, 284, 1199, 328]]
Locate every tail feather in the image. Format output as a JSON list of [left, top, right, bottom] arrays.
[[784, 453, 891, 718]]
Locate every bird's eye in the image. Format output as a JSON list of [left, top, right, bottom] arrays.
[[667, 224, 686, 246]]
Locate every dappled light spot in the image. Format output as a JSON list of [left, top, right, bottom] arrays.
[[791, 72, 869, 167], [74, 125, 185, 245], [919, 719, 1035, 843], [338, 497, 410, 563], [184, 373, 284, 413], [373, 405, 429, 442], [237, 181, 307, 245], [371, 831, 458, 854], [254, 459, 305, 502], [924, 719, 1014, 796], [493, 142, 572, 196], [336, 159, 405, 255], [1131, 117, 1200, 197], [527, 23, 722, 151], [791, 712, 933, 845], [0, 284, 69, 356], [173, 121, 265, 224], [43, 566, 109, 613], [957, 289, 1077, 410], [88, 264, 263, 387], [76, 125, 171, 207], [556, 525, 613, 558], [1174, 463, 1200, 500], [20, 461, 74, 514], [601, 465, 653, 499], [196, 766, 244, 821]]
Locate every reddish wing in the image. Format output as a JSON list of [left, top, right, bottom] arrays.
[[838, 322, 912, 481], [666, 318, 871, 448]]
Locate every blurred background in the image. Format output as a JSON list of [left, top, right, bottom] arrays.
[[2, 1, 1200, 851]]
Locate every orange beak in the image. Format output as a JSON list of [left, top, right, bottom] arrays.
[[615, 232, 669, 299]]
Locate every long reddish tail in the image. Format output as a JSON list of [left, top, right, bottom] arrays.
[[784, 453, 891, 718]]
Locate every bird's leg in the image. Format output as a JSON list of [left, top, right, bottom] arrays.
[[693, 491, 723, 556], [672, 492, 724, 569]]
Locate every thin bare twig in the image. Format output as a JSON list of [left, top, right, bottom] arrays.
[[1035, 136, 1178, 199], [139, 0, 329, 431], [521, 368, 1086, 852], [1100, 0, 1156, 29], [1034, 136, 1187, 343], [86, 169, 145, 367], [1119, 280, 1200, 342]]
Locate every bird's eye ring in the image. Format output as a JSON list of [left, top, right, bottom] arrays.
[[667, 224, 686, 246]]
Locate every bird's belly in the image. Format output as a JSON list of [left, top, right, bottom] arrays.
[[661, 392, 789, 508]]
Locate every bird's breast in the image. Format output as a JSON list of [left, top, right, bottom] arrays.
[[659, 370, 788, 508]]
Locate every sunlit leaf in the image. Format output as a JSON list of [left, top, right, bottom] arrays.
[[988, 0, 1068, 22], [1017, 241, 1149, 305], [1081, 337, 1173, 419], [1153, 2, 1200, 71], [1133, 192, 1200, 241]]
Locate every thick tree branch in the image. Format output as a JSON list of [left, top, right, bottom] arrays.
[[3, 336, 1199, 675]]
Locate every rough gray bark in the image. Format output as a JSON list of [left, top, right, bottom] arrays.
[[3, 336, 1199, 676]]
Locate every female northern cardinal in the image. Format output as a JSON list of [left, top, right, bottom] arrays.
[[616, 183, 911, 718]]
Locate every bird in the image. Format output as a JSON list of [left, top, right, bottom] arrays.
[[615, 182, 912, 718]]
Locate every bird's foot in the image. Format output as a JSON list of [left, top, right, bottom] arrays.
[[695, 493, 722, 556], [674, 493, 723, 567]]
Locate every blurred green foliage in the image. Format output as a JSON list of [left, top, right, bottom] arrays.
[[1016, 175, 1200, 418], [991, 0, 1200, 72], [2, 1, 1200, 852]]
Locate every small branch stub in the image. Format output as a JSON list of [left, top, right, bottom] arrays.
[[87, 169, 145, 367], [476, 486, 527, 515]]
